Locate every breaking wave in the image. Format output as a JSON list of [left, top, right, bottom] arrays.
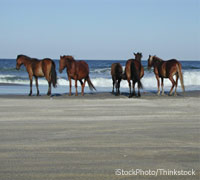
[[0, 71, 200, 90]]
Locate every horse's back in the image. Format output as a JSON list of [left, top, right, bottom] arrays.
[[111, 63, 122, 79], [76, 60, 89, 79], [126, 59, 143, 79], [32, 58, 54, 77], [161, 59, 180, 77], [125, 59, 134, 80], [42, 58, 55, 74]]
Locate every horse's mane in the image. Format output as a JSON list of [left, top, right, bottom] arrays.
[[63, 55, 75, 61], [17, 54, 30, 59], [17, 54, 38, 61], [154, 56, 163, 62]]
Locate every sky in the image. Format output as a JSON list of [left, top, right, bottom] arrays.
[[0, 0, 199, 60]]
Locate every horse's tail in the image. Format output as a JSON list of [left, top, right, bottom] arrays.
[[87, 76, 96, 91], [51, 61, 57, 88], [176, 63, 185, 92], [131, 61, 143, 89]]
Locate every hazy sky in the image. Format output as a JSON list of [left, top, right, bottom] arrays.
[[0, 0, 199, 60]]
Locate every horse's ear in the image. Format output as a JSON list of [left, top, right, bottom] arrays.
[[60, 55, 62, 58], [133, 53, 136, 56]]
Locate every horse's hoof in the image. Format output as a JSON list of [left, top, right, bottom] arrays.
[[29, 94, 32, 96]]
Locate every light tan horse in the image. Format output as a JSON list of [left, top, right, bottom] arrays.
[[148, 55, 185, 96], [16, 55, 57, 96]]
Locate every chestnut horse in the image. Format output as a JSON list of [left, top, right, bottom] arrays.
[[124, 52, 144, 97], [147, 55, 185, 96], [16, 55, 57, 96], [111, 63, 123, 95], [59, 55, 96, 96]]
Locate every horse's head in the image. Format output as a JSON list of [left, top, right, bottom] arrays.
[[147, 55, 154, 70], [59, 56, 66, 73], [16, 55, 24, 70], [134, 52, 142, 61]]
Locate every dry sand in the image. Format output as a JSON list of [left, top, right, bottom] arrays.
[[0, 92, 199, 180]]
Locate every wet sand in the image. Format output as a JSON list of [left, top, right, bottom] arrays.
[[0, 91, 199, 180]]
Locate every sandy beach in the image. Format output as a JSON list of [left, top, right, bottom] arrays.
[[0, 92, 199, 180]]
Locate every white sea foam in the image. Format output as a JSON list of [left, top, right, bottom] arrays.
[[0, 71, 200, 90]]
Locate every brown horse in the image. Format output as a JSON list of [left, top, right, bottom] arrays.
[[147, 55, 185, 96], [16, 55, 57, 96], [111, 63, 123, 95], [124, 52, 144, 97], [59, 55, 96, 96]]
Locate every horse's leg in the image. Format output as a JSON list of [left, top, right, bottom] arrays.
[[174, 73, 179, 96], [29, 76, 33, 96], [137, 82, 141, 97], [75, 78, 78, 96], [161, 77, 165, 95], [69, 77, 72, 96], [115, 80, 119, 96], [112, 77, 115, 94], [44, 72, 51, 96], [117, 79, 121, 95], [128, 80, 132, 98], [47, 81, 51, 96], [35, 77, 39, 96], [169, 76, 176, 96], [79, 80, 84, 96], [132, 81, 136, 97], [156, 75, 160, 95], [82, 79, 87, 96]]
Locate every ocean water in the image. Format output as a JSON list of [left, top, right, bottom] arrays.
[[0, 59, 200, 95]]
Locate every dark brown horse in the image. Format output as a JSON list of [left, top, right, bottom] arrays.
[[59, 55, 96, 96], [111, 63, 123, 95], [16, 55, 57, 96], [124, 52, 144, 97], [147, 55, 185, 96]]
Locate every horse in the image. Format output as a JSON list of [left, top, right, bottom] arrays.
[[147, 55, 185, 96], [16, 55, 57, 96], [59, 55, 96, 96], [124, 52, 144, 97], [111, 63, 123, 95]]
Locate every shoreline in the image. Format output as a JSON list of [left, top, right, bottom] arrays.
[[0, 90, 199, 99]]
